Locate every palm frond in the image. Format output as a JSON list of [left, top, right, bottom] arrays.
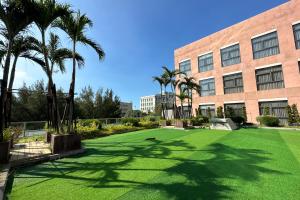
[[78, 35, 105, 60]]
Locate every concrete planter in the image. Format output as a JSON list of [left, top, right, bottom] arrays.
[[175, 120, 188, 128], [50, 134, 81, 154], [0, 141, 10, 164]]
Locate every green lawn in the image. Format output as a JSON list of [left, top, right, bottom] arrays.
[[6, 128, 300, 200]]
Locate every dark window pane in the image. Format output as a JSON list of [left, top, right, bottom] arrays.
[[252, 31, 280, 59], [256, 65, 284, 91], [224, 103, 245, 117], [221, 44, 241, 67], [199, 104, 215, 117], [198, 53, 213, 72], [223, 72, 244, 94], [293, 23, 300, 49], [200, 78, 215, 96], [179, 60, 191, 76]]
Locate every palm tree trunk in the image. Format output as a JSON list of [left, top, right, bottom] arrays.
[[5, 56, 19, 127], [0, 39, 13, 142], [181, 101, 184, 119], [68, 40, 76, 133], [160, 85, 165, 119], [190, 91, 193, 118]]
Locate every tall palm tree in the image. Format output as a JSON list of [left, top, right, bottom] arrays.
[[162, 66, 185, 119], [179, 77, 200, 118], [153, 76, 165, 119], [176, 92, 188, 119], [54, 11, 105, 132], [33, 0, 69, 133], [0, 0, 35, 141]]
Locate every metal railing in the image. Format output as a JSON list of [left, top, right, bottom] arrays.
[[10, 121, 47, 138]]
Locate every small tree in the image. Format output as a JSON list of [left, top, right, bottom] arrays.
[[217, 106, 224, 118], [242, 106, 247, 123], [207, 107, 212, 119], [225, 107, 235, 118], [263, 106, 270, 116], [286, 105, 293, 124], [291, 104, 300, 123]]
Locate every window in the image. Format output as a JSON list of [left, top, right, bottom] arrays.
[[198, 53, 213, 72], [179, 60, 191, 76], [293, 23, 300, 49], [252, 31, 280, 59], [256, 65, 284, 91], [199, 104, 215, 117], [224, 103, 245, 117], [200, 78, 215, 96], [221, 44, 241, 67], [223, 72, 244, 94], [298, 61, 300, 73], [259, 101, 288, 124]]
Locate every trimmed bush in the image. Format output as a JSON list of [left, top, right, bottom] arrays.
[[78, 119, 102, 130], [231, 116, 245, 125], [139, 121, 159, 129], [257, 116, 280, 127], [190, 116, 209, 126], [121, 118, 140, 127]]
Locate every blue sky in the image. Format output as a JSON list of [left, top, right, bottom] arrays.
[[11, 0, 287, 109]]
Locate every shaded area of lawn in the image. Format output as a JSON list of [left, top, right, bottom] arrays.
[[5, 128, 300, 200]]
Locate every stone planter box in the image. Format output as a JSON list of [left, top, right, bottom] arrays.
[[0, 141, 10, 164], [175, 120, 188, 128], [50, 134, 81, 154], [45, 132, 52, 143]]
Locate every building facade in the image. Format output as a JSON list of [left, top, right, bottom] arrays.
[[120, 102, 133, 117], [140, 95, 156, 113], [175, 0, 300, 123], [140, 92, 175, 114]]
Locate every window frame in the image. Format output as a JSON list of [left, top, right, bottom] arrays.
[[224, 103, 245, 117], [199, 78, 215, 97], [220, 44, 241, 67], [199, 104, 215, 117], [198, 52, 214, 72], [293, 23, 300, 49], [179, 60, 191, 75], [259, 100, 288, 124], [223, 72, 244, 94], [255, 65, 285, 91], [251, 31, 280, 59]]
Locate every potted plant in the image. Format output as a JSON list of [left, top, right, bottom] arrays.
[[175, 119, 188, 128], [0, 129, 12, 164]]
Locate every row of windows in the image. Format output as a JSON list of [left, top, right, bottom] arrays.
[[179, 23, 300, 74], [195, 64, 285, 97], [199, 100, 288, 123]]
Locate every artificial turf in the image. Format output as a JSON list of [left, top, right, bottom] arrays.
[[5, 128, 300, 200]]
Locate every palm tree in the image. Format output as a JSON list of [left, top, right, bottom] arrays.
[[153, 76, 165, 119], [176, 92, 188, 119], [0, 0, 35, 141], [54, 11, 105, 132], [179, 77, 200, 118], [162, 66, 185, 119], [33, 0, 70, 133]]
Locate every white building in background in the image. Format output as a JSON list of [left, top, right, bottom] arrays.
[[140, 95, 156, 113], [140, 92, 175, 114], [120, 102, 133, 117]]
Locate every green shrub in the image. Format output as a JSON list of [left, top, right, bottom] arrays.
[[166, 119, 172, 126], [257, 116, 280, 127], [217, 106, 224, 118], [231, 116, 245, 124], [190, 116, 209, 126], [78, 119, 102, 130], [139, 121, 159, 129], [121, 118, 140, 127]]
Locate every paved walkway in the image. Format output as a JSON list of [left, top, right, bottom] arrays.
[[10, 142, 51, 165]]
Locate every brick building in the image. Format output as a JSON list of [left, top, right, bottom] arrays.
[[175, 0, 300, 123]]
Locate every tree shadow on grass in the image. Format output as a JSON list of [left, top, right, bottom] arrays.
[[7, 138, 286, 200]]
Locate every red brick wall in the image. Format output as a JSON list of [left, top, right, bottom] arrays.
[[174, 0, 300, 123]]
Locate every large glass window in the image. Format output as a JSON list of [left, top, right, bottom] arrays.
[[252, 31, 280, 59], [198, 53, 213, 72], [298, 61, 300, 73], [179, 60, 191, 76], [259, 101, 288, 124], [223, 72, 244, 94], [221, 44, 241, 67], [293, 23, 300, 49], [199, 104, 215, 117], [256, 65, 284, 91], [200, 78, 215, 96], [224, 103, 245, 117]]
